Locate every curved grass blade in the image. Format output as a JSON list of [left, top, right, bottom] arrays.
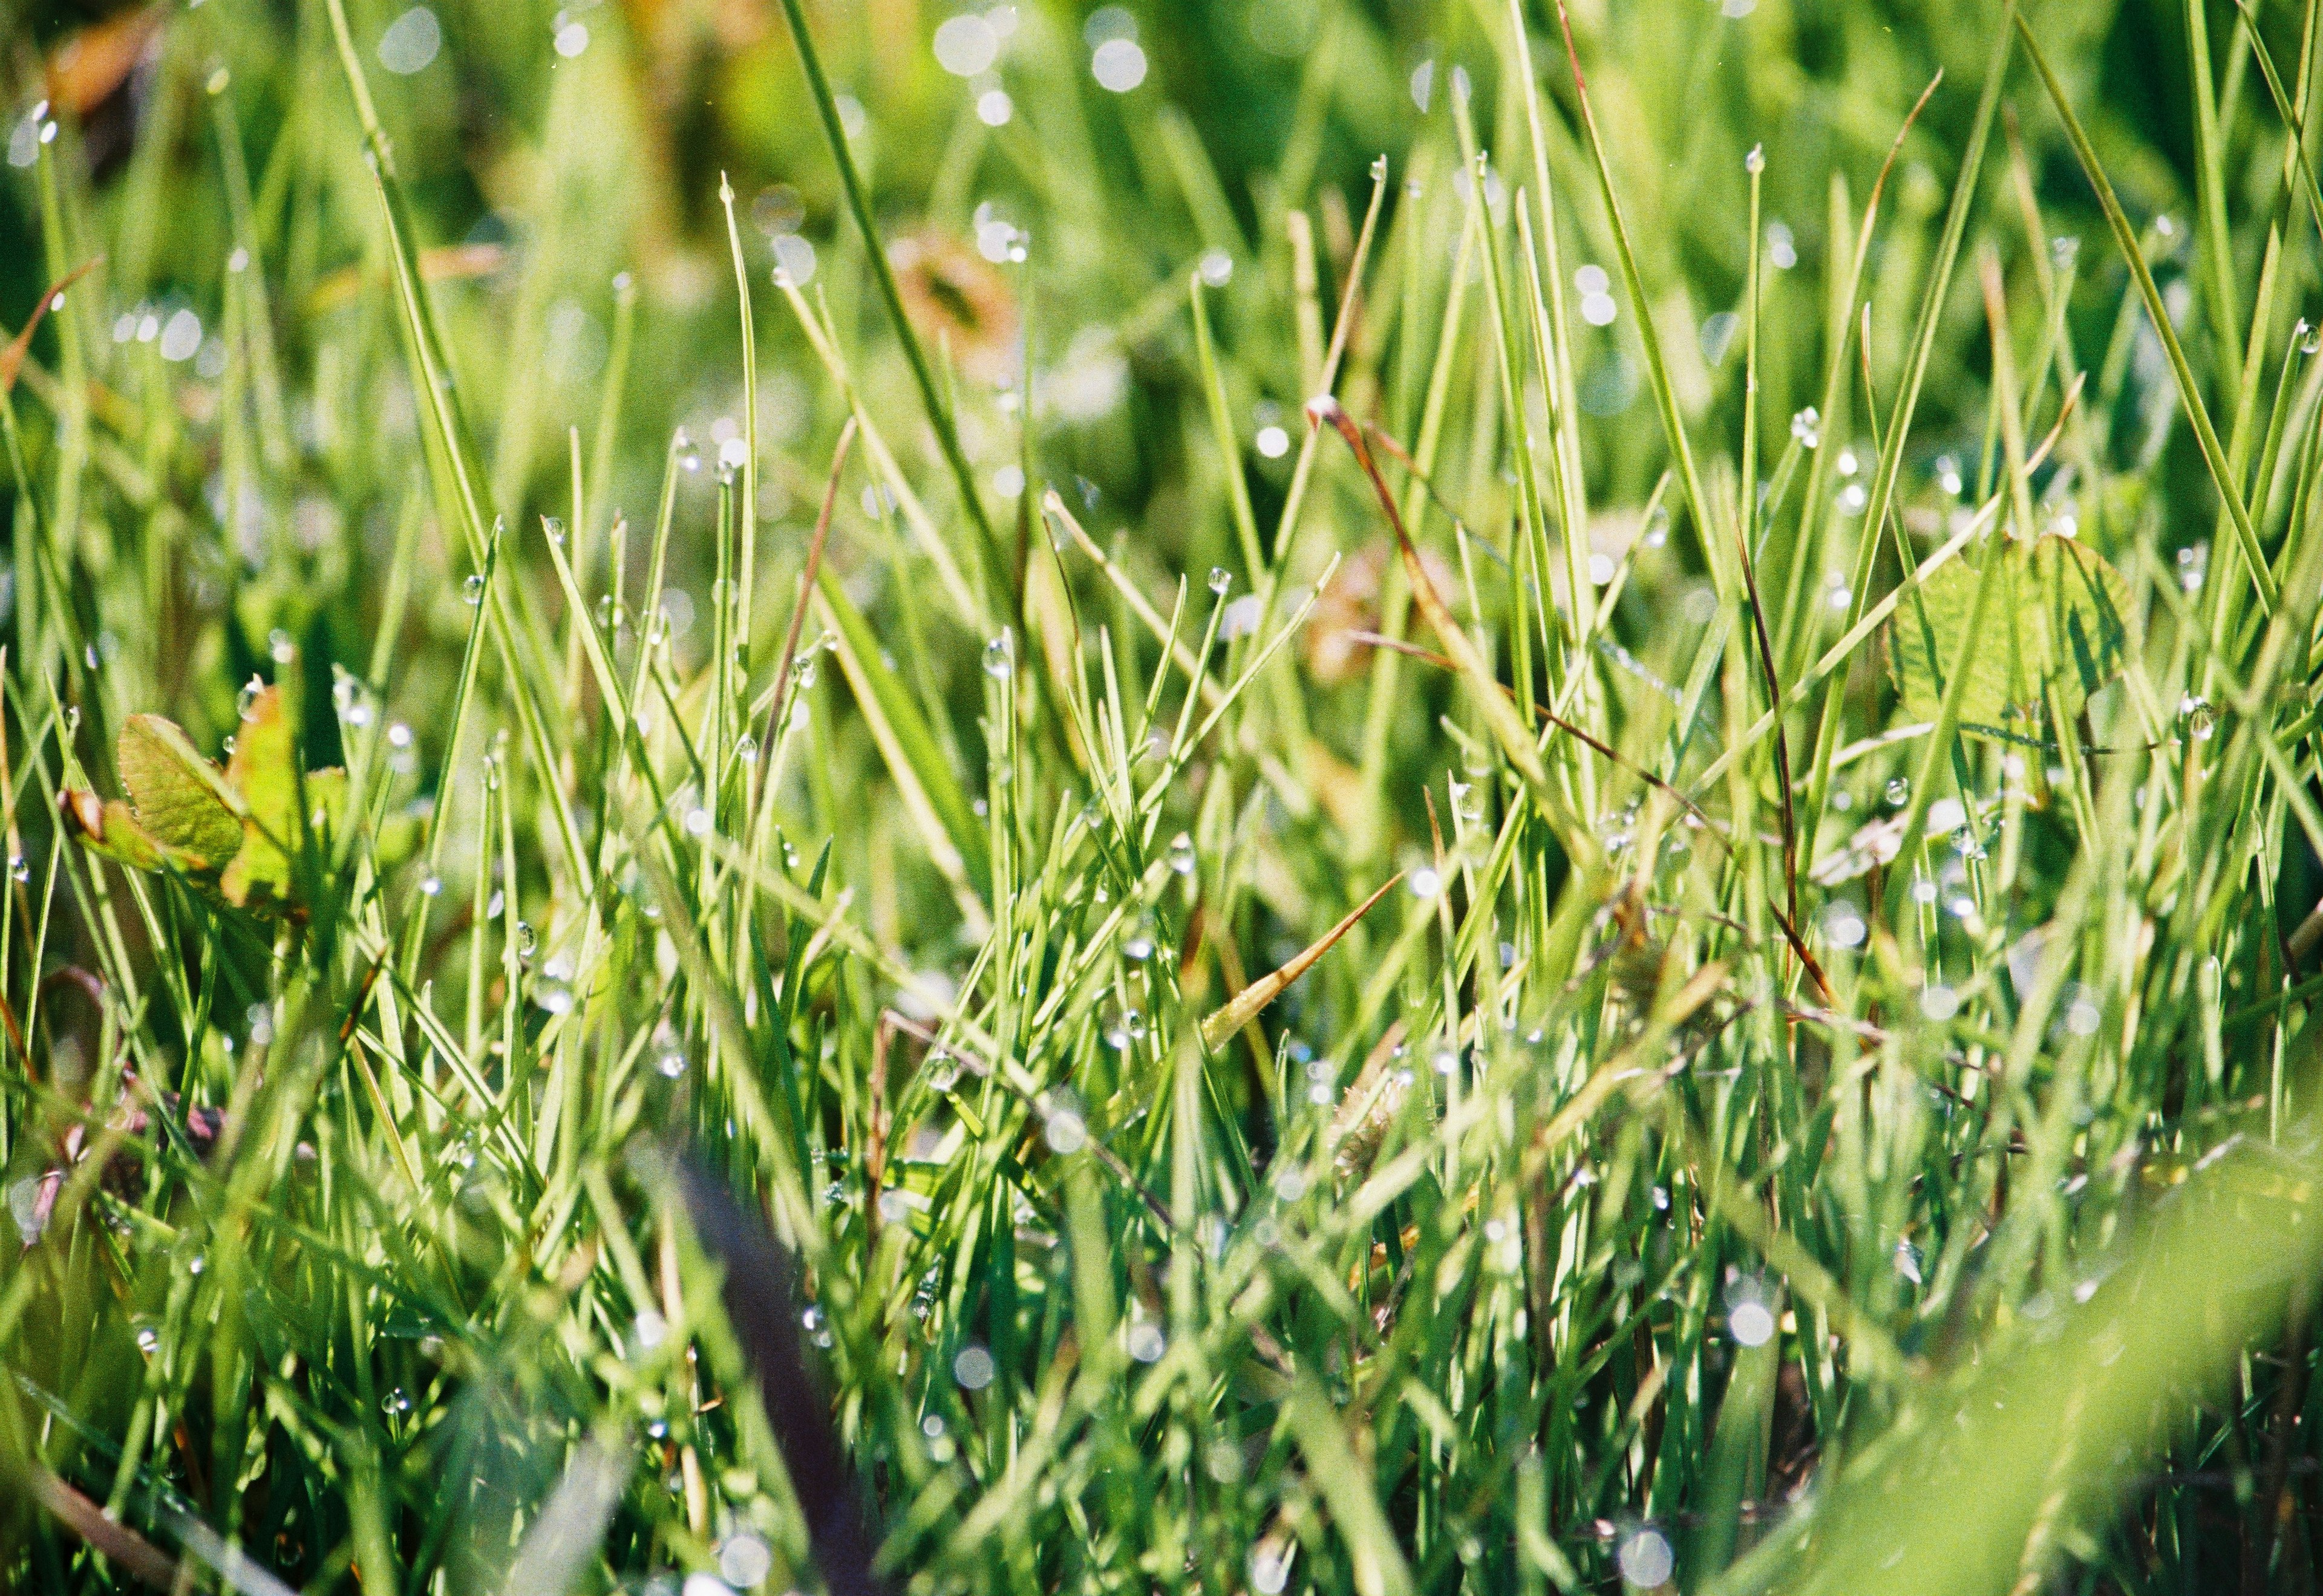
[[2018, 12, 2278, 616], [770, 0, 1012, 614], [1308, 397, 1592, 859], [1200, 871, 1402, 1052]]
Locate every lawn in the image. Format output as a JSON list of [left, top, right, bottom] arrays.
[[4, 1, 2323, 1592]]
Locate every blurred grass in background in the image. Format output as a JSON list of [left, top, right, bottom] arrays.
[[5, 0, 2323, 1593]]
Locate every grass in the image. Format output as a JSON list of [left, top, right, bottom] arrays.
[[4, 0, 2323, 1592]]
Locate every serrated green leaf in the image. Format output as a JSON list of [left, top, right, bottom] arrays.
[[117, 714, 243, 867], [1888, 535, 2130, 741]]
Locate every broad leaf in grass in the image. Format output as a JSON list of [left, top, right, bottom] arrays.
[[117, 714, 244, 865], [221, 686, 346, 910], [58, 789, 168, 872], [61, 686, 348, 917], [1887, 534, 2131, 742]]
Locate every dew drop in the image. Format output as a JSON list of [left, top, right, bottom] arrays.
[[1043, 1106, 1087, 1154], [1618, 1527, 1673, 1590], [718, 1534, 773, 1591], [953, 1344, 997, 1389], [2178, 694, 2218, 742]]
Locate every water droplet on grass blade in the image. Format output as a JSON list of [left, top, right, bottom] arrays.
[[1044, 1104, 1086, 1153], [932, 13, 999, 76], [377, 5, 442, 73], [752, 184, 803, 237], [718, 1534, 772, 1589], [1768, 220, 1797, 269], [1090, 36, 1146, 91], [1219, 594, 1264, 638], [1618, 1527, 1674, 1589], [1731, 1297, 1775, 1345]]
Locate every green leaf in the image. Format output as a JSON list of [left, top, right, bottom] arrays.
[[59, 789, 165, 872], [69, 689, 348, 916], [220, 686, 340, 909], [117, 713, 243, 868], [1888, 535, 2131, 741]]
